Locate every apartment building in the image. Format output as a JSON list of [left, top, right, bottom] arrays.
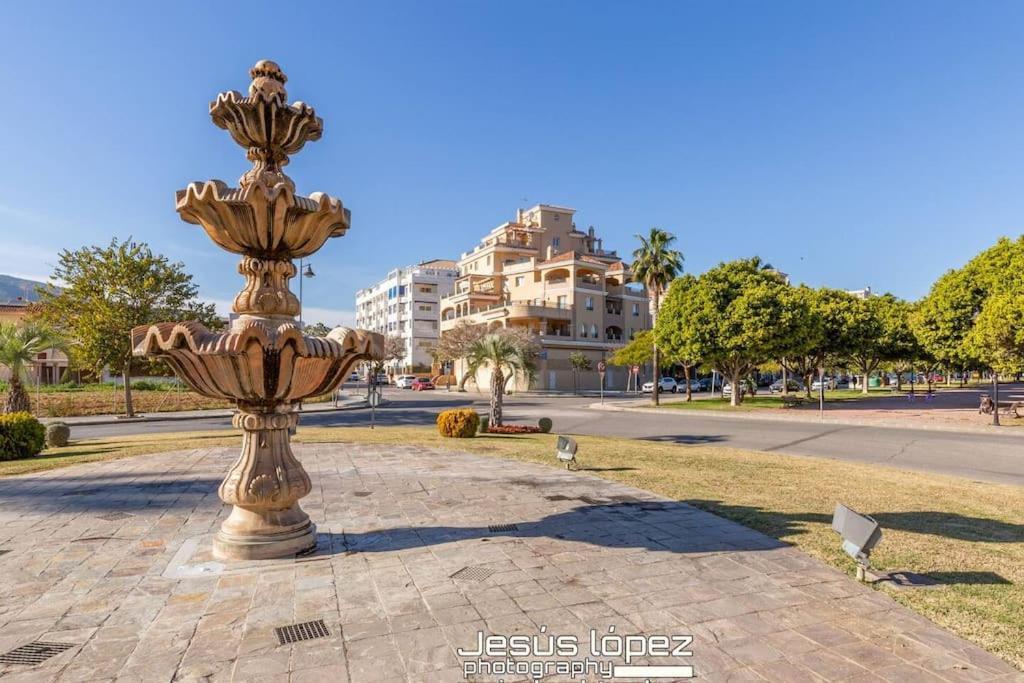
[[439, 204, 651, 391], [355, 259, 458, 372]]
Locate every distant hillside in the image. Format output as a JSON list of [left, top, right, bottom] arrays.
[[0, 274, 53, 303]]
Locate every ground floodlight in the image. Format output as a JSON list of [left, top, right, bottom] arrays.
[[556, 436, 578, 470], [832, 503, 882, 581]]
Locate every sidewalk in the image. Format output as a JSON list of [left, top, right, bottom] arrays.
[[44, 391, 375, 427], [592, 397, 1024, 437]]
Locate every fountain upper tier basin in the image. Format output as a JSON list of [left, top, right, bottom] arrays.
[[132, 320, 381, 406]]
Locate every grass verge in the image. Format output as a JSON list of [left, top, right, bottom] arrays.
[[4, 425, 1023, 669]]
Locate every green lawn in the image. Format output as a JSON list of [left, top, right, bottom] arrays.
[[3, 425, 1022, 669]]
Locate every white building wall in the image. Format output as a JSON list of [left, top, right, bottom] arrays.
[[355, 261, 458, 372]]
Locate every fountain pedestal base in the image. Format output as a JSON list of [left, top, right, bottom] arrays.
[[212, 410, 317, 561]]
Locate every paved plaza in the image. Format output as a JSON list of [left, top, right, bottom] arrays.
[[0, 443, 1018, 682]]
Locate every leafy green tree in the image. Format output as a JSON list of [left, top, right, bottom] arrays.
[[966, 293, 1024, 378], [0, 322, 65, 414], [842, 294, 918, 394], [464, 331, 538, 426], [568, 351, 592, 394], [657, 258, 807, 406], [632, 228, 683, 406], [34, 238, 218, 417]]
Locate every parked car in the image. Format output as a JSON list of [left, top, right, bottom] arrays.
[[769, 379, 805, 394], [394, 375, 418, 389], [411, 377, 435, 391], [641, 377, 678, 394], [697, 378, 714, 392], [348, 372, 360, 382], [684, 379, 702, 392], [375, 373, 390, 385], [810, 377, 838, 391], [723, 381, 753, 397]]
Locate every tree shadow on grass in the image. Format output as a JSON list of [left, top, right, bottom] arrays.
[[685, 499, 1024, 544], [636, 434, 728, 445]]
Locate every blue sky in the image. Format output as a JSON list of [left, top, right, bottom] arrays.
[[2, 1, 1023, 325]]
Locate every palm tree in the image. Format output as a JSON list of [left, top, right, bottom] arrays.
[[465, 332, 536, 427], [0, 322, 65, 414], [632, 228, 684, 406]]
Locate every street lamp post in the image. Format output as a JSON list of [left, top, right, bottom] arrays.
[[298, 259, 316, 329]]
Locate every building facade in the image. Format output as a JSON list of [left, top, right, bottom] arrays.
[[355, 259, 458, 372], [439, 204, 651, 391]]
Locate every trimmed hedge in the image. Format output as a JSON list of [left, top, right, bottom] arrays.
[[437, 409, 480, 438], [0, 412, 46, 460], [45, 422, 71, 448]]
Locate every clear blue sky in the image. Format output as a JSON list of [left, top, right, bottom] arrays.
[[2, 1, 1022, 325]]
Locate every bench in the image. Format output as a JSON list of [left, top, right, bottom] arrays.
[[781, 395, 806, 408]]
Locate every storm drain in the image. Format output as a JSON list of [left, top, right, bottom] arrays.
[[275, 619, 330, 645], [0, 549, 10, 556], [353, 491, 372, 497], [0, 641, 75, 666], [451, 565, 496, 581], [96, 512, 133, 522], [487, 524, 519, 532]]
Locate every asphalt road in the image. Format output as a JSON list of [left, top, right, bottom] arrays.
[[72, 389, 1024, 486]]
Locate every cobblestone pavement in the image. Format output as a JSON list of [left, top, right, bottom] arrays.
[[0, 444, 1018, 682]]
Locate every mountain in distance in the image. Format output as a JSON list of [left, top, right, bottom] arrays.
[[0, 274, 54, 303]]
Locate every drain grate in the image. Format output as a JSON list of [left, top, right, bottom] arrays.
[[0, 641, 75, 666], [274, 619, 330, 645], [353, 491, 372, 497], [96, 512, 132, 521], [451, 565, 496, 581], [487, 524, 519, 532]]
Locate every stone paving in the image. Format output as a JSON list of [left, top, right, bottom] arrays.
[[0, 443, 1018, 682]]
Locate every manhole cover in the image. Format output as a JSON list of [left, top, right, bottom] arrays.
[[96, 512, 133, 522], [0, 641, 75, 665], [275, 619, 330, 645], [451, 566, 496, 581], [487, 524, 519, 532]]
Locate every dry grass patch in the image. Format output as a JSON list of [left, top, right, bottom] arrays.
[[4, 424, 1022, 668]]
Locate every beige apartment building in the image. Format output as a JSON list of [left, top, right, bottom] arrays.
[[440, 204, 651, 391]]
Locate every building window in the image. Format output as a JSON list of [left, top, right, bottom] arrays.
[[486, 255, 492, 265], [590, 324, 598, 338], [632, 303, 640, 316], [585, 296, 593, 311], [552, 237, 561, 248], [579, 324, 587, 338], [515, 276, 524, 287], [556, 295, 567, 308]]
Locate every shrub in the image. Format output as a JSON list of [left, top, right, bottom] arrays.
[[437, 409, 479, 438], [538, 417, 553, 433], [0, 412, 46, 460], [488, 424, 542, 434], [479, 415, 489, 434], [45, 422, 71, 448]]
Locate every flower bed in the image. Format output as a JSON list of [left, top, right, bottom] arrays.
[[485, 424, 543, 434]]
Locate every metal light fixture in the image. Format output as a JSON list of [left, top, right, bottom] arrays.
[[303, 263, 316, 278], [556, 435, 577, 470], [832, 503, 882, 581]]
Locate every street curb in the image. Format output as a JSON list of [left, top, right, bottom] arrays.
[[588, 401, 1024, 438], [42, 397, 375, 427]]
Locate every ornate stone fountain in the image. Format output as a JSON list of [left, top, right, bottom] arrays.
[[133, 61, 383, 560]]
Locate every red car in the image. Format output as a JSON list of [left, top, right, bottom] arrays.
[[411, 378, 435, 391]]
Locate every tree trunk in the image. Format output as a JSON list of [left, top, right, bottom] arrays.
[[684, 364, 692, 402], [992, 372, 1000, 426], [651, 342, 660, 407], [861, 365, 869, 395], [490, 367, 503, 426], [123, 367, 135, 417], [804, 372, 814, 398], [896, 373, 903, 392], [781, 363, 788, 397], [3, 376, 31, 414], [730, 372, 742, 407]]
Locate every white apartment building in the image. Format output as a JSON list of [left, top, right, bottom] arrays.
[[355, 259, 458, 372]]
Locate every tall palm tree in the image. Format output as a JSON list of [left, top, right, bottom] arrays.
[[0, 322, 65, 414], [465, 332, 536, 427], [632, 228, 684, 406]]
